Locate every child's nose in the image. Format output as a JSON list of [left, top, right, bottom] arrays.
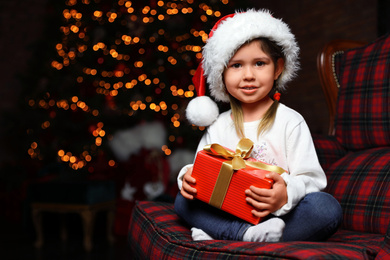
[[243, 66, 255, 80]]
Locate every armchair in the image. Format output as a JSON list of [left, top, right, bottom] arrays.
[[128, 34, 390, 259]]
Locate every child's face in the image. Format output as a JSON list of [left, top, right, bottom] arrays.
[[223, 40, 284, 106]]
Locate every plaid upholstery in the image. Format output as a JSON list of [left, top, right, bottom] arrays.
[[334, 33, 390, 150], [375, 224, 390, 259], [128, 200, 384, 259], [313, 134, 347, 171], [324, 147, 390, 234]]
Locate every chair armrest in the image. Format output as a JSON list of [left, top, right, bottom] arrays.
[[313, 135, 347, 171]]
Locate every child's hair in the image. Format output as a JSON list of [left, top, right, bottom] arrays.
[[228, 38, 285, 138]]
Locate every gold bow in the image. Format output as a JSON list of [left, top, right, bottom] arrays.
[[203, 138, 286, 208]]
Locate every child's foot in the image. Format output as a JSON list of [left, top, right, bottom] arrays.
[[243, 218, 285, 242], [191, 227, 214, 241]]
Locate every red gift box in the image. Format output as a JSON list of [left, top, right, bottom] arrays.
[[189, 139, 285, 225]]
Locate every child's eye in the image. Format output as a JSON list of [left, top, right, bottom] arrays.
[[231, 63, 241, 68], [256, 61, 265, 66]]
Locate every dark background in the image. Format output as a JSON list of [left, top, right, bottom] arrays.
[[0, 0, 382, 162], [0, 0, 387, 258]]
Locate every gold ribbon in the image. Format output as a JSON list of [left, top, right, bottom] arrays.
[[203, 138, 286, 208]]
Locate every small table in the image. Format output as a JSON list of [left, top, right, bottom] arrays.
[[29, 179, 116, 251], [31, 200, 116, 251]]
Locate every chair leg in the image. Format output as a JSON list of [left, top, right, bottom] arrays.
[[32, 208, 43, 248], [60, 214, 68, 242], [107, 209, 115, 244], [81, 209, 94, 251]]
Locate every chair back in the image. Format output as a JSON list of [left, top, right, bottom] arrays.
[[317, 35, 390, 234], [317, 40, 366, 135], [317, 35, 390, 150]]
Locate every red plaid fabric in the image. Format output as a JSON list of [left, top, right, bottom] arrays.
[[324, 147, 390, 235], [313, 134, 347, 171], [375, 225, 390, 260], [334, 33, 390, 150], [128, 200, 384, 259]]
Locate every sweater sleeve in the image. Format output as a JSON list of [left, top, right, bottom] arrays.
[[272, 120, 327, 216], [176, 131, 212, 190], [177, 164, 193, 191]]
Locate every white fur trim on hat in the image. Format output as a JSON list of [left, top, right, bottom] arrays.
[[203, 9, 300, 103], [186, 96, 219, 127]]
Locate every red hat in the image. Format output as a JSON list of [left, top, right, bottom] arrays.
[[186, 13, 235, 127]]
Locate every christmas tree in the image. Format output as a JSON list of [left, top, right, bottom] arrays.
[[19, 0, 251, 175]]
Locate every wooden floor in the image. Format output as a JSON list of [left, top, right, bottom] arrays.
[[1, 213, 132, 260]]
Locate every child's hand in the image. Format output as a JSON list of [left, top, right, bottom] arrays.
[[245, 172, 287, 218], [180, 166, 197, 200]]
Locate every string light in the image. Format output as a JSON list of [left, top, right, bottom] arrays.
[[27, 0, 232, 171]]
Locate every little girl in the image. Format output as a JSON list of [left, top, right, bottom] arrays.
[[174, 9, 342, 242]]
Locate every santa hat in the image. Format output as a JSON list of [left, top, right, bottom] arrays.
[[186, 9, 300, 126]]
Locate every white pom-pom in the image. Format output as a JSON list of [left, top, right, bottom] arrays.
[[186, 96, 219, 126]]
